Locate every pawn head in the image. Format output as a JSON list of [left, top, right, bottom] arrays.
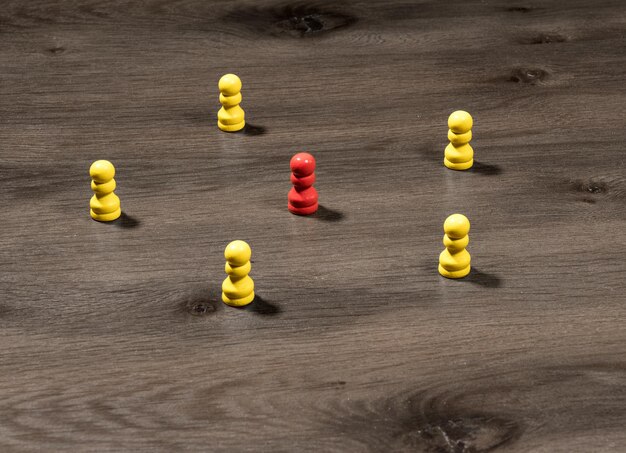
[[443, 214, 470, 239], [224, 240, 252, 266], [448, 110, 473, 134], [290, 152, 316, 176], [89, 160, 115, 183], [218, 73, 242, 96]]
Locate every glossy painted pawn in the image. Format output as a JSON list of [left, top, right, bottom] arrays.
[[89, 160, 121, 222], [288, 152, 318, 215], [444, 110, 474, 170], [217, 73, 245, 132], [222, 240, 255, 307], [438, 214, 471, 278]]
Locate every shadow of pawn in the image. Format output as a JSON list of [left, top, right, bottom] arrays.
[[465, 268, 502, 288], [114, 212, 141, 229], [313, 205, 345, 222], [98, 212, 140, 229], [242, 295, 281, 316], [243, 123, 267, 136], [470, 161, 503, 176]]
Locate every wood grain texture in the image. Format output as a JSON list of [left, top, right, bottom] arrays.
[[1, 0, 625, 451]]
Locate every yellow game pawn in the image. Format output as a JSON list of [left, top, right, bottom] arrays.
[[89, 160, 121, 222], [439, 214, 471, 279], [222, 240, 255, 307], [217, 73, 245, 132], [444, 110, 474, 170]]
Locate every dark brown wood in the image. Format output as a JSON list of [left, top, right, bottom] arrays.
[[1, 0, 625, 451]]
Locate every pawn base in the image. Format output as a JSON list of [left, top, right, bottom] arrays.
[[439, 264, 471, 279], [444, 158, 473, 171], [91, 208, 121, 222], [222, 291, 255, 307], [288, 202, 318, 216], [218, 120, 245, 132]]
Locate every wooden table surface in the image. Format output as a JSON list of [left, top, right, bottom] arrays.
[[1, 0, 625, 451]]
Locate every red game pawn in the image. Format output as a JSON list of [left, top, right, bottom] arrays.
[[288, 152, 318, 216]]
